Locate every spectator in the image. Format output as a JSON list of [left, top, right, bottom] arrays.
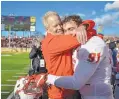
[[29, 38, 47, 75]]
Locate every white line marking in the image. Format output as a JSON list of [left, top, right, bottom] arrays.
[[4, 64, 30, 99], [24, 68, 29, 70], [12, 76, 21, 77], [1, 54, 12, 56], [1, 92, 10, 94], [7, 91, 14, 99], [16, 73, 27, 74], [1, 84, 15, 86], [7, 79, 16, 81], [2, 70, 21, 72], [23, 66, 30, 70]]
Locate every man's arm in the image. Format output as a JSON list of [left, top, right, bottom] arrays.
[[48, 35, 80, 55], [47, 44, 106, 90], [48, 20, 95, 55]]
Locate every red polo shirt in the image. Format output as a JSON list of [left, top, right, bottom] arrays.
[[42, 34, 80, 99]]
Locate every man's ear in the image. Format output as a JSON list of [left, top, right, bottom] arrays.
[[46, 29, 50, 34], [46, 27, 49, 33]]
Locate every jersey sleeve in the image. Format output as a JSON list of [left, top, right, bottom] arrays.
[[47, 44, 107, 90], [48, 35, 80, 56]]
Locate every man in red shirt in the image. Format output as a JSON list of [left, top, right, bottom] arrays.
[[41, 11, 89, 99]]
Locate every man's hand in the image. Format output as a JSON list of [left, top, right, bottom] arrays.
[[75, 25, 87, 45]]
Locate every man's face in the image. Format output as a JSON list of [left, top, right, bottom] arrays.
[[47, 15, 63, 34], [63, 20, 78, 35]]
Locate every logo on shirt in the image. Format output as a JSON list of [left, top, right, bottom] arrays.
[[87, 52, 100, 63]]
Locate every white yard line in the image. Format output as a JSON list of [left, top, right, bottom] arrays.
[[1, 92, 10, 94], [1, 70, 21, 72], [6, 64, 30, 99], [1, 55, 12, 56], [24, 68, 29, 70], [16, 73, 27, 74], [7, 79, 16, 82], [2, 66, 30, 72], [23, 66, 30, 70], [12, 76, 21, 77], [1, 84, 15, 86]]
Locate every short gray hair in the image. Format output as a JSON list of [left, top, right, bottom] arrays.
[[42, 11, 59, 29], [33, 36, 44, 47]]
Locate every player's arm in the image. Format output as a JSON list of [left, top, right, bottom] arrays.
[[47, 45, 106, 90]]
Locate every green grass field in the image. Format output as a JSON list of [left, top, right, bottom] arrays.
[[1, 52, 30, 99]]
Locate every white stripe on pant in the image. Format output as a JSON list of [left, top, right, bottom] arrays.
[[81, 95, 114, 99]]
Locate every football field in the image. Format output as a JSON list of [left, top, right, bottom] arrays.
[[1, 52, 119, 99], [1, 52, 30, 99]]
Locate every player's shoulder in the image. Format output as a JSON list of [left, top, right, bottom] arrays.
[[81, 36, 107, 55], [84, 36, 106, 48], [79, 36, 108, 62], [89, 36, 105, 45]]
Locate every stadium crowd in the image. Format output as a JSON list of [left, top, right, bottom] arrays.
[[1, 36, 34, 52], [1, 36, 119, 48]]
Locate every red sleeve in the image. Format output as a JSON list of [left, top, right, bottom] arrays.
[[48, 35, 80, 55]]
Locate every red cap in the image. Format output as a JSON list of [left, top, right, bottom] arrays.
[[81, 20, 95, 30], [80, 20, 97, 40]]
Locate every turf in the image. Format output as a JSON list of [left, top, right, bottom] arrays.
[[1, 52, 30, 99]]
